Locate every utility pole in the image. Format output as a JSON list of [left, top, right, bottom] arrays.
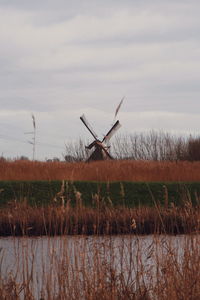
[[25, 114, 36, 160]]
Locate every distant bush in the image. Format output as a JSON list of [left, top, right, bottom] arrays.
[[187, 137, 200, 161], [64, 155, 76, 162], [19, 155, 29, 161], [64, 139, 88, 162], [0, 156, 6, 162]]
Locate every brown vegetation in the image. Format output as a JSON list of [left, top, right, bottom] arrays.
[[0, 193, 199, 299], [0, 198, 200, 236], [0, 228, 200, 299], [1, 159, 200, 181], [1, 132, 200, 298]]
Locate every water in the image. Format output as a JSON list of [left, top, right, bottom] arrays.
[[0, 234, 199, 299]]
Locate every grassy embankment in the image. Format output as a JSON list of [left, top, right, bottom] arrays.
[[0, 160, 200, 236]]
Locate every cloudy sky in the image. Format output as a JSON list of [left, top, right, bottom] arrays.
[[0, 0, 200, 160]]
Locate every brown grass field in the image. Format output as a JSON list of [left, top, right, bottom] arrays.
[[1, 159, 200, 181]]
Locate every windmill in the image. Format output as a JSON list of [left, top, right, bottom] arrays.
[[80, 98, 124, 162]]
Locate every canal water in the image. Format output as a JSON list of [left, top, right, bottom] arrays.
[[0, 234, 199, 299]]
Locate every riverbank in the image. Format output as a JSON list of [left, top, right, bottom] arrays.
[[1, 179, 200, 207], [0, 201, 199, 236]]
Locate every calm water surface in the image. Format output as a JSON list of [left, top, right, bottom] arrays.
[[0, 234, 199, 298]]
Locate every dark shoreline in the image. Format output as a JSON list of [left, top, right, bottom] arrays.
[[0, 203, 199, 236]]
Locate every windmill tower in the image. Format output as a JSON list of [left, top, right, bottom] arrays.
[[80, 99, 124, 162]]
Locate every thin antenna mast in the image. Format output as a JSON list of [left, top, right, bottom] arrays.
[[24, 114, 36, 160], [32, 114, 36, 160]]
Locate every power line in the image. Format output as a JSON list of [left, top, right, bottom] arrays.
[[0, 134, 65, 149], [0, 134, 27, 144], [37, 142, 64, 149], [0, 121, 70, 140]]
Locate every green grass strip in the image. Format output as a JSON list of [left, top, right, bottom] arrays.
[[0, 180, 200, 207]]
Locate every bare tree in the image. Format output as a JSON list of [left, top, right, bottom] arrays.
[[63, 131, 200, 162]]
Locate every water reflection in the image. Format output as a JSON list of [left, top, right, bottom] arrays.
[[0, 234, 199, 299]]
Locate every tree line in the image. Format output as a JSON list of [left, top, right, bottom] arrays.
[[64, 131, 200, 162]]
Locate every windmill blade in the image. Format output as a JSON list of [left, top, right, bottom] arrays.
[[114, 97, 124, 119], [102, 120, 121, 143], [80, 114, 98, 140]]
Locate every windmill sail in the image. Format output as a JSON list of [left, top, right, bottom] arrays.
[[80, 114, 98, 140], [114, 97, 124, 119], [80, 102, 122, 162], [103, 120, 121, 143]]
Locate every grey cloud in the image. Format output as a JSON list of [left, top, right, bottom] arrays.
[[0, 0, 200, 159]]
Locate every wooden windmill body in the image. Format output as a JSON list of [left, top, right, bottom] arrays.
[[80, 114, 122, 162]]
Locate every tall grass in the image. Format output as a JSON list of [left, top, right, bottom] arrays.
[[0, 233, 200, 299], [0, 194, 199, 298], [1, 159, 200, 181], [0, 197, 199, 236]]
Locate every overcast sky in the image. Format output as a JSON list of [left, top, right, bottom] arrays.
[[0, 0, 200, 160]]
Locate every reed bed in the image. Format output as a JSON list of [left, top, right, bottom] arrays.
[[0, 196, 200, 298], [1, 159, 200, 181], [0, 233, 200, 299], [0, 199, 200, 236]]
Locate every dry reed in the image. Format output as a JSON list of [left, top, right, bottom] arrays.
[[0, 195, 199, 299], [1, 160, 200, 181], [0, 199, 199, 236], [0, 233, 199, 299]]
